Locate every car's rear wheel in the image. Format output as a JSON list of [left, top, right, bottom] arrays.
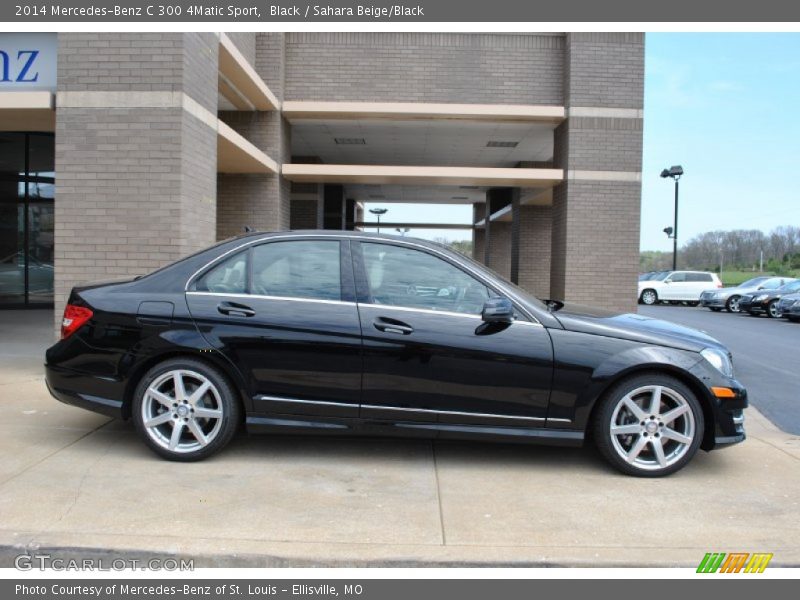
[[133, 358, 241, 461], [593, 374, 704, 477], [767, 300, 782, 318], [640, 289, 658, 305], [726, 295, 741, 313]]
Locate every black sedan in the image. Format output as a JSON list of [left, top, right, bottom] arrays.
[[739, 280, 800, 318], [45, 231, 746, 477], [777, 292, 800, 321]]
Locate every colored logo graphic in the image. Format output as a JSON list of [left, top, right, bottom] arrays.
[[697, 552, 773, 573]]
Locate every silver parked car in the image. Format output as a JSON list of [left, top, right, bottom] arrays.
[[699, 276, 797, 313]]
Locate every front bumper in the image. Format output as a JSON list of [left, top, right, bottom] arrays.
[[688, 360, 747, 451], [45, 363, 125, 419], [778, 300, 800, 318]]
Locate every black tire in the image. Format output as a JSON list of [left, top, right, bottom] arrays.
[[726, 295, 741, 313], [767, 300, 781, 319], [132, 357, 241, 462], [592, 373, 704, 477], [710, 307, 722, 312], [688, 301, 700, 307]]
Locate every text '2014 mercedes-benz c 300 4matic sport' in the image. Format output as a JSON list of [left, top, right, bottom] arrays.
[[45, 231, 747, 476]]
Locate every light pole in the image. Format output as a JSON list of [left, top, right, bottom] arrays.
[[660, 165, 684, 271], [369, 207, 388, 233]]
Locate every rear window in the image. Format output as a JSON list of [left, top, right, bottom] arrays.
[[686, 273, 714, 282]]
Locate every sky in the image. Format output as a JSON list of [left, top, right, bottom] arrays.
[[364, 33, 800, 249]]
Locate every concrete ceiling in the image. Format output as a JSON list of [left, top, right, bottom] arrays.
[[290, 118, 554, 168]]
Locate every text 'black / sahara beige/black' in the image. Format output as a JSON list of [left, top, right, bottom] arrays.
[[46, 231, 747, 477]]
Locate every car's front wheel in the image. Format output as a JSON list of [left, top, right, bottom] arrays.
[[767, 300, 782, 319], [132, 358, 241, 461], [593, 374, 704, 477], [726, 295, 741, 313]]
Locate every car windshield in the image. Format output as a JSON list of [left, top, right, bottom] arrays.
[[739, 276, 769, 288], [779, 281, 800, 293]]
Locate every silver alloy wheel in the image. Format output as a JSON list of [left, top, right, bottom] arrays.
[[609, 385, 696, 472], [728, 296, 740, 312], [768, 301, 781, 318], [141, 369, 224, 454], [641, 290, 657, 305]]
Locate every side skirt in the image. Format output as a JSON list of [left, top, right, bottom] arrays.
[[245, 414, 584, 446]]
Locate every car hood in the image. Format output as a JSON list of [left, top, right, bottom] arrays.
[[552, 303, 723, 352]]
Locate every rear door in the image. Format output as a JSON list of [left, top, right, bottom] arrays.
[[686, 272, 714, 299], [185, 238, 362, 417]]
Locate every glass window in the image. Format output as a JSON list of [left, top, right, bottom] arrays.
[[762, 278, 785, 289], [783, 281, 800, 293], [251, 240, 341, 301], [195, 251, 248, 294], [686, 273, 713, 282], [361, 242, 490, 315], [668, 272, 686, 282]]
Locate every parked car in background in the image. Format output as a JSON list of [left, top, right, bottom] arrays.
[[777, 292, 800, 322], [45, 231, 747, 477], [700, 276, 795, 313], [739, 279, 800, 318], [638, 270, 722, 306]]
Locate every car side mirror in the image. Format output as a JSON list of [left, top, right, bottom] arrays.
[[482, 297, 514, 323], [663, 279, 671, 284]]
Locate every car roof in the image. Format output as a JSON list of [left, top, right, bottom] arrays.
[[228, 229, 450, 251]]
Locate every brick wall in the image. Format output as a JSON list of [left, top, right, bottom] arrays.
[[225, 32, 256, 65], [54, 33, 218, 331], [290, 200, 318, 229], [284, 33, 564, 105], [565, 33, 644, 109], [518, 205, 552, 298], [486, 222, 511, 280]]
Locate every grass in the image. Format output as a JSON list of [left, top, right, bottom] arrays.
[[719, 270, 800, 286]]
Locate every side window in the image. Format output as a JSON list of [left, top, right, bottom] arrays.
[[669, 272, 686, 282], [195, 251, 248, 294], [701, 274, 713, 282], [361, 243, 490, 315], [763, 278, 783, 289], [251, 240, 341, 301]]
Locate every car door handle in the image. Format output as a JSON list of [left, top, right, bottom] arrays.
[[373, 317, 413, 335], [217, 301, 255, 317]]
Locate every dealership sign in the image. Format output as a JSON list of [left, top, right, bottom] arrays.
[[0, 33, 56, 91]]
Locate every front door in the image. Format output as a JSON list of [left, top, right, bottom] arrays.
[[186, 238, 362, 418], [353, 241, 553, 426]]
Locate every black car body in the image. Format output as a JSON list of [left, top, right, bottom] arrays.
[[46, 231, 747, 476], [777, 292, 800, 321], [739, 280, 800, 318]]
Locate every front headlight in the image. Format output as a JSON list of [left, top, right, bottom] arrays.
[[754, 294, 769, 302], [701, 347, 734, 378]]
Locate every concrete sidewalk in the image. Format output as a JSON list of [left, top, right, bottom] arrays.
[[1, 310, 799, 567]]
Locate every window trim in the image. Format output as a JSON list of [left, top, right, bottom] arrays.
[[190, 238, 351, 303]]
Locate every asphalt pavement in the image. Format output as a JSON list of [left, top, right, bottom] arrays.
[[639, 304, 800, 435]]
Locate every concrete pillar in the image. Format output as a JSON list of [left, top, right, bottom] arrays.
[[550, 33, 643, 312], [518, 205, 552, 298], [472, 202, 485, 262], [484, 188, 513, 278], [54, 33, 219, 331]]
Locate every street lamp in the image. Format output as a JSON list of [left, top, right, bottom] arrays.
[[660, 165, 684, 271], [369, 207, 388, 233], [395, 227, 410, 237]]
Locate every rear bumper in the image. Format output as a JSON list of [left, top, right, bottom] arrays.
[[700, 296, 727, 308], [45, 363, 125, 419]]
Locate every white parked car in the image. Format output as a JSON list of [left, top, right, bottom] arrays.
[[638, 270, 722, 306]]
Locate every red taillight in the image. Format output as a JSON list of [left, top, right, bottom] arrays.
[[61, 304, 93, 339], [717, 282, 723, 288]]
